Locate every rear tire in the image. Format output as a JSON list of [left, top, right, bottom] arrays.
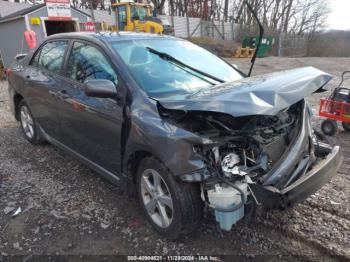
[[321, 119, 338, 136], [19, 100, 45, 144], [342, 122, 350, 132], [136, 157, 203, 239]]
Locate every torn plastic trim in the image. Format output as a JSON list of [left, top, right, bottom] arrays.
[[154, 67, 332, 117], [250, 144, 342, 209], [261, 100, 311, 187]]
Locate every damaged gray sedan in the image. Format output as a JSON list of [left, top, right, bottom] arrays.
[[8, 32, 342, 239]]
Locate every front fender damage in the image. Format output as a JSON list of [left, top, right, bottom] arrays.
[[122, 94, 210, 191], [155, 67, 341, 231], [125, 67, 341, 232]]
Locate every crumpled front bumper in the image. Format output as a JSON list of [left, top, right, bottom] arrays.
[[251, 145, 342, 209]]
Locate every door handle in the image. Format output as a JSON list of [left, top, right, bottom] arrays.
[[57, 90, 70, 100], [49, 91, 56, 98]]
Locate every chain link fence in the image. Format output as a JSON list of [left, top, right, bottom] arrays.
[[159, 15, 239, 41], [77, 8, 309, 57], [277, 34, 309, 57]]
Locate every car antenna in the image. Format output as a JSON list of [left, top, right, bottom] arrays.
[[237, 0, 264, 77]]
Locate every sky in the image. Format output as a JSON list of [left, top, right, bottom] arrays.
[[327, 0, 350, 30]]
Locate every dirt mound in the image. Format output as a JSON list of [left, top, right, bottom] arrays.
[[189, 37, 240, 57]]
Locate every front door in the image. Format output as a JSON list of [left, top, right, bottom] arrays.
[[56, 41, 125, 176]]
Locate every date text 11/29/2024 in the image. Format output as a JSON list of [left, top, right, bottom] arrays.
[[127, 255, 220, 261]]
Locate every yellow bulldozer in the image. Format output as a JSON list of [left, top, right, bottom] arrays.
[[112, 2, 164, 34]]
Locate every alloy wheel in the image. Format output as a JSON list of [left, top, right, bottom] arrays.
[[20, 105, 34, 139], [140, 169, 174, 228]]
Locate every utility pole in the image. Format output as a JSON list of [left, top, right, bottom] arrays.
[[170, 0, 174, 28], [89, 0, 96, 32]]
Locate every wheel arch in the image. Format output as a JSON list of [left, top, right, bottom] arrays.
[[14, 93, 24, 121], [124, 149, 154, 194]]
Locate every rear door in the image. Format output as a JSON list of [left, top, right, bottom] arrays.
[[24, 40, 68, 138], [56, 40, 125, 175]]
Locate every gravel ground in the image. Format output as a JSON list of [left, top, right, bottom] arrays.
[[0, 57, 350, 261]]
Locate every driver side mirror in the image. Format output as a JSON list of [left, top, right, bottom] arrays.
[[84, 79, 117, 98]]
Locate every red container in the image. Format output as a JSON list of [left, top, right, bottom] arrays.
[[319, 98, 350, 124]]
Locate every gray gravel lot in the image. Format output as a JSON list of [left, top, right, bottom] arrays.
[[0, 57, 350, 260]]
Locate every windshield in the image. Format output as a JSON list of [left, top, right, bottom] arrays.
[[111, 39, 242, 98]]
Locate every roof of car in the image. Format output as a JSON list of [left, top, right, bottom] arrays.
[[46, 31, 176, 43]]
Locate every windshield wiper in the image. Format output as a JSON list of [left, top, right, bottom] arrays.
[[146, 47, 225, 84]]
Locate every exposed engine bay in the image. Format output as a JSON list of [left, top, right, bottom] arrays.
[[159, 100, 324, 230], [159, 101, 302, 182]]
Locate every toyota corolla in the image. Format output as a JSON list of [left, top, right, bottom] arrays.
[[8, 32, 342, 239]]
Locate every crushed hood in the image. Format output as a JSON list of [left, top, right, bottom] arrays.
[[155, 67, 332, 117]]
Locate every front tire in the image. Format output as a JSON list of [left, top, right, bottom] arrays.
[[19, 100, 44, 144], [136, 157, 203, 239], [321, 119, 338, 136]]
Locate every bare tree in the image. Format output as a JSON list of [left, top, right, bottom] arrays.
[[226, 0, 330, 35], [68, 0, 330, 36], [223, 0, 229, 21], [151, 0, 166, 14]]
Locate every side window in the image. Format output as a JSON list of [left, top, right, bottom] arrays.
[[38, 41, 67, 73], [66, 42, 118, 85]]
